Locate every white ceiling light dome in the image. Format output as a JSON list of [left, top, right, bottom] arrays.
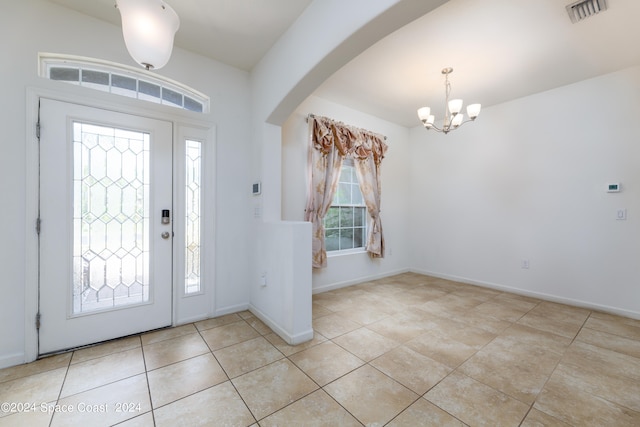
[[116, 0, 180, 70]]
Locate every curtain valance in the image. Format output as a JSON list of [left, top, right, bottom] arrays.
[[310, 115, 387, 164]]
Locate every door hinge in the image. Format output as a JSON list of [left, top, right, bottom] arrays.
[[35, 312, 41, 330], [36, 217, 41, 235], [36, 98, 41, 141]]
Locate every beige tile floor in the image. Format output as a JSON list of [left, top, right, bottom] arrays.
[[1, 273, 639, 426]]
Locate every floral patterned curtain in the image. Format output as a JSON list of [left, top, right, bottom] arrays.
[[304, 115, 388, 268], [352, 133, 387, 258], [304, 117, 344, 268]]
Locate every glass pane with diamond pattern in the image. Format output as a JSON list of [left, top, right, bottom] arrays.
[[185, 140, 201, 294], [72, 121, 150, 314]]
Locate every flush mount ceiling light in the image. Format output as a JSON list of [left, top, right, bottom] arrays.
[[115, 0, 180, 70], [417, 67, 481, 134]]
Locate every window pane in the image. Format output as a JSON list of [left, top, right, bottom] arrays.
[[162, 87, 183, 107], [340, 207, 354, 227], [112, 74, 137, 91], [184, 96, 204, 113], [72, 122, 150, 314], [82, 70, 109, 85], [139, 81, 161, 103], [331, 186, 341, 205], [337, 183, 351, 205], [340, 166, 351, 182], [354, 227, 366, 248], [81, 70, 109, 92], [50, 67, 79, 82], [353, 207, 365, 227], [325, 229, 339, 251], [185, 140, 201, 294], [352, 183, 363, 205], [340, 228, 354, 250], [325, 207, 339, 229]]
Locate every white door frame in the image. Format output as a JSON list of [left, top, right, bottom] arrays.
[[25, 85, 216, 362]]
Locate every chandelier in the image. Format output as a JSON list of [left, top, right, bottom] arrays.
[[417, 67, 481, 134], [116, 0, 180, 70]]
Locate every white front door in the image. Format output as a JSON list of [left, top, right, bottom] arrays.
[[38, 98, 173, 354]]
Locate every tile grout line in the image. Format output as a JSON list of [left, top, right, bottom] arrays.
[[389, 285, 549, 426], [520, 312, 589, 427], [196, 317, 261, 425], [316, 306, 472, 426], [138, 334, 157, 426], [140, 318, 263, 424], [46, 350, 74, 427]]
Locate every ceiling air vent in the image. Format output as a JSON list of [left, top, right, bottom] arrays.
[[566, 0, 608, 23]]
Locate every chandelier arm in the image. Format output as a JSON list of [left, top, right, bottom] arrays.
[[449, 117, 476, 131], [423, 122, 444, 133], [443, 119, 475, 133]]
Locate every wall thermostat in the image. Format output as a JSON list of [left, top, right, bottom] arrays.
[[607, 183, 620, 193], [252, 181, 261, 195]]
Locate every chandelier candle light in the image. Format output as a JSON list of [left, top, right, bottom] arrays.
[[116, 0, 180, 70], [417, 67, 481, 134]]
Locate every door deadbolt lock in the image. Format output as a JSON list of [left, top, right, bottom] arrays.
[[161, 209, 170, 224]]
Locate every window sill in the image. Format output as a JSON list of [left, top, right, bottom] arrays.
[[327, 248, 367, 258]]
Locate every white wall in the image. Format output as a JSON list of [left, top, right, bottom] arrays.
[[246, 0, 445, 342], [0, 0, 252, 367], [282, 96, 412, 292], [409, 66, 640, 318], [250, 221, 313, 344]]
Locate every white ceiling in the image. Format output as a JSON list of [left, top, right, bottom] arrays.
[[48, 0, 313, 71], [48, 0, 640, 128]]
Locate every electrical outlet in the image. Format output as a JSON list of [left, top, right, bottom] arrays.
[[260, 273, 267, 287], [521, 259, 530, 269], [617, 209, 627, 220]]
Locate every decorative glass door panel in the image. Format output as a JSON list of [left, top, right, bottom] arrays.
[[39, 99, 172, 354], [73, 122, 150, 314], [185, 139, 201, 294]]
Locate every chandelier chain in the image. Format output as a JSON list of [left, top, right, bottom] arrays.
[[444, 73, 452, 129]]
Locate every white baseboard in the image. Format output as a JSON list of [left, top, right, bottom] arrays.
[[248, 304, 314, 345], [214, 303, 249, 317], [312, 268, 410, 294], [175, 313, 210, 326], [411, 268, 640, 320], [0, 352, 26, 370]]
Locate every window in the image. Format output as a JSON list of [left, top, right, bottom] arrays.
[[39, 53, 209, 113], [184, 140, 202, 294], [324, 158, 367, 252]]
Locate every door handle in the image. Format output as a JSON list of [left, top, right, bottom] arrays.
[[161, 231, 171, 239]]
